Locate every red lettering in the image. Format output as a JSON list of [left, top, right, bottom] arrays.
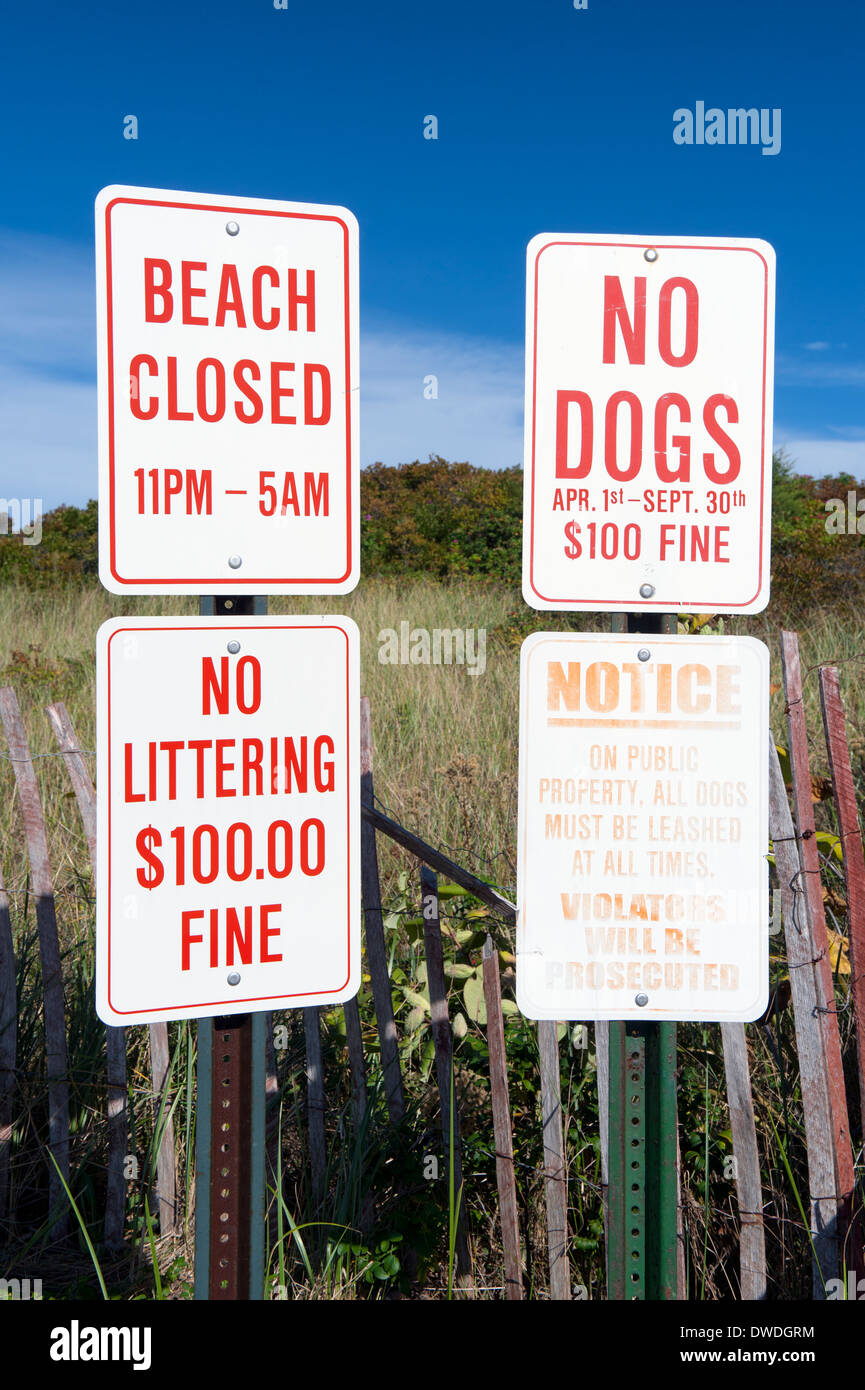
[[602, 276, 646, 364], [658, 278, 699, 366], [703, 395, 741, 482], [604, 392, 642, 482], [304, 363, 331, 425], [181, 910, 204, 970], [181, 260, 208, 325], [166, 357, 193, 421], [252, 266, 279, 329], [144, 259, 172, 322], [555, 390, 593, 478], [654, 393, 691, 482], [196, 358, 226, 422], [233, 360, 263, 423], [129, 355, 158, 420], [214, 264, 247, 328], [271, 362, 296, 424], [288, 269, 315, 332]]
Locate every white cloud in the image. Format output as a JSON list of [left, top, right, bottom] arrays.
[[775, 433, 865, 479], [360, 324, 524, 471], [0, 231, 526, 508], [803, 341, 830, 351]]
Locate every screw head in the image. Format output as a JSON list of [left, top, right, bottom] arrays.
[[639, 582, 655, 599], [644, 247, 658, 262], [226, 220, 240, 236], [228, 555, 242, 569], [637, 647, 651, 662], [227, 972, 241, 987], [227, 640, 241, 655], [635, 992, 649, 1007]]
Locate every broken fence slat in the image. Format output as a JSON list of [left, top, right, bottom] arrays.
[[361, 802, 516, 922], [780, 633, 856, 1266], [818, 667, 865, 1136], [0, 858, 15, 1231], [303, 1006, 327, 1210], [0, 685, 69, 1238], [720, 1022, 767, 1300], [769, 740, 839, 1293], [46, 700, 127, 1248], [360, 698, 405, 1123], [538, 1019, 570, 1301], [342, 995, 368, 1131], [482, 934, 522, 1299]]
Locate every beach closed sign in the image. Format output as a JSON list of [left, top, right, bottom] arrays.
[[523, 233, 775, 613], [95, 185, 359, 594], [517, 632, 769, 1022], [96, 616, 359, 1024]]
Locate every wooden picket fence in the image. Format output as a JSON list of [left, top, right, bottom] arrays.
[[1, 627, 864, 1298]]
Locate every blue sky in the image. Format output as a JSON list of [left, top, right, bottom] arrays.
[[1, 0, 863, 507]]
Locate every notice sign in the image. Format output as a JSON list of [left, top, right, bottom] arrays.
[[523, 233, 775, 614], [517, 633, 769, 1022], [95, 185, 358, 594], [96, 616, 359, 1024]]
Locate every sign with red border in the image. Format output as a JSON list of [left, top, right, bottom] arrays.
[[95, 185, 358, 594], [516, 632, 770, 1022], [523, 234, 775, 613], [96, 617, 359, 1024]]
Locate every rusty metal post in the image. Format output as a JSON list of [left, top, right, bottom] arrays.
[[194, 595, 267, 1301], [606, 613, 680, 1300]]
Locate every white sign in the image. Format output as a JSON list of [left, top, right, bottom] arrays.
[[95, 185, 359, 594], [517, 633, 769, 1022], [523, 233, 775, 614], [96, 616, 359, 1024]]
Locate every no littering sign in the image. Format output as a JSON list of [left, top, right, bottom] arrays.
[[96, 616, 360, 1025]]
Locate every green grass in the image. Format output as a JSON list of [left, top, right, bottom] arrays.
[[0, 575, 863, 1299]]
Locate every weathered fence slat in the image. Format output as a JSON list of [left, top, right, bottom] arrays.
[[0, 685, 69, 1238], [538, 1020, 570, 1300], [720, 1022, 767, 1300], [363, 802, 516, 921], [769, 741, 839, 1293], [482, 934, 522, 1299], [360, 698, 405, 1123], [343, 995, 368, 1131], [420, 866, 472, 1285], [0, 858, 15, 1230], [147, 1023, 178, 1235], [46, 700, 127, 1248], [780, 633, 856, 1269], [303, 1006, 327, 1209], [818, 666, 865, 1130]]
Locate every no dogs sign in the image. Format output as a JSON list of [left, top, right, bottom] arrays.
[[523, 233, 775, 613], [516, 632, 770, 1022], [96, 616, 359, 1024], [95, 185, 359, 594]]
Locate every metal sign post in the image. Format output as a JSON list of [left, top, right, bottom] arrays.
[[194, 595, 267, 1301], [607, 612, 678, 1301]]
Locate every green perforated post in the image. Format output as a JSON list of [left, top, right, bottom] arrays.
[[606, 613, 679, 1301]]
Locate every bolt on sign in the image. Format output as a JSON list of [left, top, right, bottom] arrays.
[[95, 616, 359, 1025], [523, 233, 776, 613], [516, 633, 769, 1022], [95, 185, 359, 594]]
